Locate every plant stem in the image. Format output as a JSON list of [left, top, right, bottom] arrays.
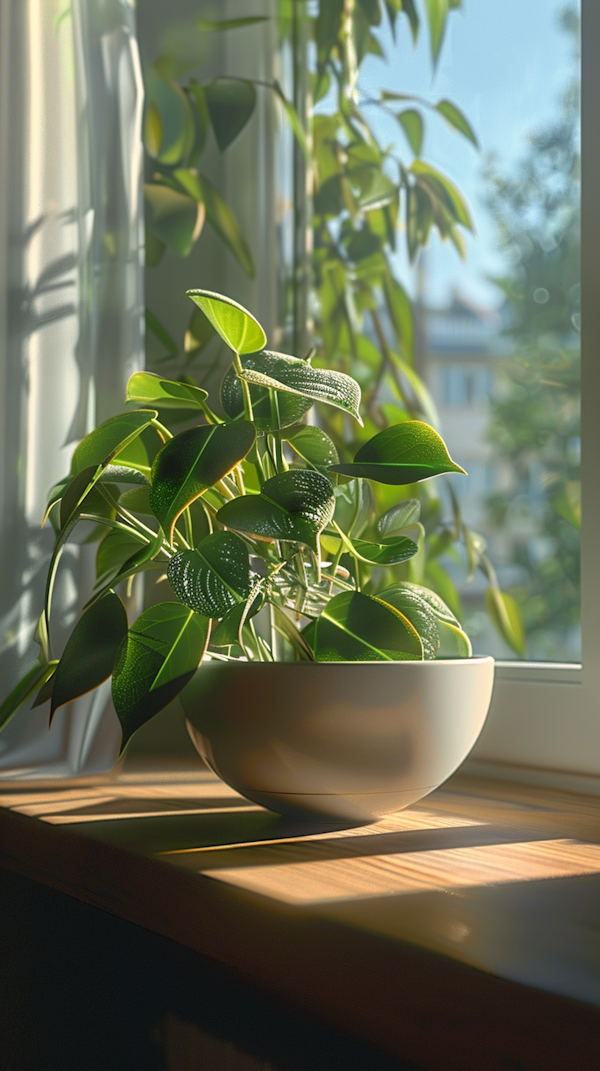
[[232, 351, 254, 422]]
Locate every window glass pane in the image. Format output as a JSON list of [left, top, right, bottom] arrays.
[[360, 1, 581, 662]]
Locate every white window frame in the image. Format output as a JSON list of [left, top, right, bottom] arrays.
[[466, 0, 596, 787]]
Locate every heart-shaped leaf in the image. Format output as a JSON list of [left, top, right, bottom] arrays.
[[126, 372, 208, 411], [186, 289, 266, 354], [50, 593, 128, 722], [377, 499, 421, 535], [376, 585, 442, 659], [284, 425, 339, 471], [234, 350, 363, 425], [150, 421, 256, 543], [70, 410, 158, 476], [221, 362, 312, 431], [168, 531, 251, 617], [329, 421, 466, 484], [306, 590, 423, 661], [205, 79, 257, 151], [112, 603, 211, 750], [216, 470, 335, 555], [145, 183, 203, 257]]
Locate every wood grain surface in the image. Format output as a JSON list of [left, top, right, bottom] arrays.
[[1, 759, 600, 1070]]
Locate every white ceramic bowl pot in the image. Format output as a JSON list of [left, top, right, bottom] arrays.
[[180, 658, 495, 823]]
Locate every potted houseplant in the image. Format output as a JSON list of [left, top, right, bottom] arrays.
[[0, 290, 494, 821]]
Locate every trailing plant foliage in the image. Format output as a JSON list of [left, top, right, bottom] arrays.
[[0, 292, 471, 752]]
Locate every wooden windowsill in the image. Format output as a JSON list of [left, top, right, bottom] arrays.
[[1, 757, 600, 1070]]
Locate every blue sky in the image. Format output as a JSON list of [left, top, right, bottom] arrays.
[[360, 0, 579, 309]]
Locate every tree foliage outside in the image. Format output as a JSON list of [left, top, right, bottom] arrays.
[[483, 5, 580, 660]]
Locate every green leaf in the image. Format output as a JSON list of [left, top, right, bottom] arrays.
[[400, 0, 419, 43], [272, 80, 309, 159], [70, 410, 158, 476], [217, 470, 335, 555], [60, 465, 102, 529], [50, 593, 128, 722], [210, 587, 263, 647], [184, 306, 216, 358], [31, 662, 60, 708], [197, 16, 269, 32], [112, 603, 210, 750], [329, 421, 466, 484], [185, 289, 266, 354], [437, 619, 472, 658], [234, 350, 363, 425], [96, 529, 146, 583], [150, 421, 256, 543], [221, 360, 313, 432], [118, 486, 153, 516], [424, 0, 449, 65], [308, 591, 423, 662], [411, 160, 474, 231], [145, 74, 195, 164], [334, 527, 419, 566], [89, 529, 166, 608], [0, 663, 57, 733], [145, 309, 178, 358], [377, 585, 441, 659], [144, 183, 202, 258], [332, 479, 374, 539], [384, 274, 414, 361], [378, 499, 421, 535], [193, 175, 255, 277], [485, 588, 525, 657], [396, 109, 424, 156], [284, 425, 339, 471], [205, 79, 257, 152], [167, 531, 251, 617], [435, 99, 478, 148], [126, 372, 208, 411]]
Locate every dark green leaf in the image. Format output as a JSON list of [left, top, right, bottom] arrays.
[[284, 425, 339, 471], [126, 372, 208, 411], [60, 465, 102, 529], [221, 360, 312, 432], [31, 662, 60, 708], [50, 593, 128, 722], [0, 663, 57, 732], [210, 587, 263, 647], [378, 499, 421, 535], [400, 0, 419, 43], [185, 289, 266, 354], [168, 531, 251, 616], [144, 182, 202, 258], [435, 99, 478, 147], [234, 350, 363, 425], [377, 585, 441, 658], [205, 79, 257, 152], [96, 529, 146, 582], [89, 530, 166, 609], [330, 420, 466, 484], [308, 591, 423, 661], [70, 410, 158, 476], [145, 309, 178, 358], [197, 16, 269, 32], [112, 603, 210, 750], [217, 470, 335, 555], [396, 109, 424, 156], [332, 526, 418, 566], [315, 0, 344, 64], [150, 421, 256, 543], [118, 486, 153, 516]]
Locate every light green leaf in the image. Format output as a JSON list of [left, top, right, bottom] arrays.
[[50, 593, 128, 721], [378, 499, 421, 535], [70, 410, 158, 476], [168, 531, 251, 617], [424, 0, 449, 65], [272, 80, 309, 159], [144, 182, 202, 258], [205, 79, 257, 152], [145, 74, 195, 164], [307, 590, 424, 662], [435, 99, 479, 148], [284, 425, 340, 471], [191, 176, 255, 277], [437, 619, 473, 658], [329, 420, 466, 484], [150, 421, 256, 543], [485, 588, 525, 657], [185, 289, 266, 354], [112, 603, 210, 750], [234, 350, 363, 425], [396, 109, 424, 156], [411, 159, 474, 231], [332, 479, 374, 539], [217, 470, 335, 556], [334, 526, 419, 566], [126, 372, 208, 411]]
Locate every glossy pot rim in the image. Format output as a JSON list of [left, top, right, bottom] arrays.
[[198, 656, 495, 670]]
